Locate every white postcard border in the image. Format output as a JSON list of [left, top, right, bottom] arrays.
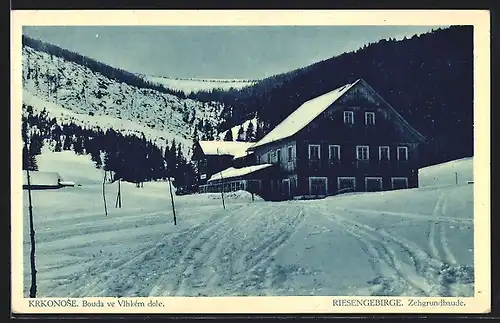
[[10, 9, 491, 314]]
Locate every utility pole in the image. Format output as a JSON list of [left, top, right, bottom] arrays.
[[26, 169, 37, 298], [168, 177, 177, 225], [217, 148, 226, 210], [115, 178, 122, 208], [102, 170, 108, 216]]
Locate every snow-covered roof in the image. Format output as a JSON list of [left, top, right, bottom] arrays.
[[233, 151, 254, 160], [22, 171, 63, 187], [248, 78, 426, 150], [207, 164, 274, 182], [249, 80, 359, 149], [198, 141, 255, 158]]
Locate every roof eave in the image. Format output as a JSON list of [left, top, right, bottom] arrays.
[[247, 135, 294, 151]]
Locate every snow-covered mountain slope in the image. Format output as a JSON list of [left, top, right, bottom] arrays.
[[22, 153, 474, 298], [22, 91, 191, 151], [144, 75, 256, 94], [22, 45, 225, 154]]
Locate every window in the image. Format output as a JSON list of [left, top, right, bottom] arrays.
[[309, 144, 321, 160], [365, 112, 375, 125], [338, 177, 356, 192], [309, 177, 328, 196], [356, 145, 370, 160], [391, 177, 408, 190], [344, 111, 354, 124], [276, 149, 282, 163], [329, 145, 340, 160], [397, 146, 408, 161], [365, 177, 383, 192], [287, 146, 293, 161], [379, 146, 390, 161], [256, 155, 260, 164]]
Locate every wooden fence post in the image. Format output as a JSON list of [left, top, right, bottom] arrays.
[[115, 179, 122, 208], [168, 177, 177, 225], [26, 169, 37, 298], [103, 171, 108, 216]]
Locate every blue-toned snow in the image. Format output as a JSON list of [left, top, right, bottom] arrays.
[[22, 151, 474, 297]]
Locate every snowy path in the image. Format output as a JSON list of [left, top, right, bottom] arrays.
[[311, 201, 472, 297], [22, 182, 474, 298], [35, 201, 309, 297]]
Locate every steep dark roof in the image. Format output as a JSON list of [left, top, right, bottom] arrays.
[[248, 79, 425, 150]]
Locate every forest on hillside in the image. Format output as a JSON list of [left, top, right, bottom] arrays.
[[190, 26, 474, 167], [22, 105, 198, 189]]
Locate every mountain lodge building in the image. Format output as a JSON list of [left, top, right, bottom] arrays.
[[197, 79, 426, 200]]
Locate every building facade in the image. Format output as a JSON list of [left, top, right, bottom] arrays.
[[191, 141, 255, 185], [199, 79, 426, 200]]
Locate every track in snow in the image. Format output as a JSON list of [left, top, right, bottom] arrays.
[[26, 187, 473, 298], [43, 201, 308, 297], [311, 195, 473, 297]]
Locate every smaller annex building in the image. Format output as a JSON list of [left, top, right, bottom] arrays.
[[198, 163, 276, 194], [191, 140, 256, 185], [22, 171, 75, 190]]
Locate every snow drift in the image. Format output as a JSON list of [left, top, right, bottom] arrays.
[[419, 157, 473, 187]]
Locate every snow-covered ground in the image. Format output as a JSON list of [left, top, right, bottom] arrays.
[[418, 157, 473, 187], [145, 76, 256, 94], [22, 152, 474, 297]]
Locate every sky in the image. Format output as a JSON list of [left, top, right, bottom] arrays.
[[23, 26, 446, 80]]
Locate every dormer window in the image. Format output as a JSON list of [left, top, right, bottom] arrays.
[[344, 111, 354, 124], [365, 112, 375, 125]]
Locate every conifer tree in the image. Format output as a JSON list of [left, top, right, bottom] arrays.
[[223, 129, 233, 141], [90, 148, 102, 168], [245, 121, 255, 142], [62, 135, 72, 150], [22, 144, 38, 171], [203, 122, 214, 140], [54, 140, 62, 152], [73, 136, 84, 155], [255, 120, 264, 141], [236, 125, 245, 142]]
